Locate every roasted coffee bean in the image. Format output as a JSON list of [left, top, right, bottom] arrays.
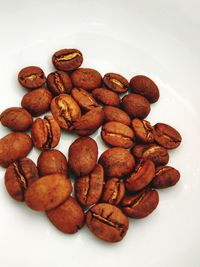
[[31, 115, 61, 150], [101, 121, 134, 148], [86, 203, 129, 242], [0, 107, 33, 131], [132, 118, 154, 143], [52, 49, 83, 71], [71, 88, 99, 112], [25, 174, 72, 211], [46, 196, 84, 234], [132, 144, 169, 166], [122, 93, 150, 119], [71, 68, 102, 91], [18, 66, 46, 89], [103, 73, 129, 93], [47, 71, 72, 95], [126, 160, 155, 192], [101, 178, 125, 206], [129, 75, 160, 103], [153, 123, 182, 149], [99, 147, 135, 178], [21, 88, 52, 117], [68, 137, 98, 176], [75, 164, 104, 206], [122, 188, 159, 218], [4, 158, 39, 201], [103, 106, 131, 126], [74, 107, 104, 136], [51, 94, 81, 130], [0, 132, 32, 168], [92, 88, 120, 106], [152, 166, 180, 189], [37, 149, 67, 176]]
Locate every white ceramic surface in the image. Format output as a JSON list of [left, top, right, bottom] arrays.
[[0, 0, 200, 266]]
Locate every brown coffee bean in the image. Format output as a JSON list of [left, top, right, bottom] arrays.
[[75, 164, 104, 206], [71, 68, 102, 91], [31, 115, 61, 150], [129, 75, 160, 103], [18, 66, 46, 89], [52, 49, 83, 72], [132, 144, 169, 166], [74, 107, 104, 136], [103, 106, 131, 126], [4, 158, 39, 202], [153, 123, 182, 149], [46, 196, 84, 234], [122, 93, 150, 119], [126, 160, 155, 192], [21, 88, 52, 117], [101, 178, 125, 206], [25, 174, 72, 211], [71, 88, 99, 112], [122, 188, 159, 218], [0, 132, 32, 168], [103, 73, 129, 93], [68, 137, 98, 176], [132, 118, 154, 143], [92, 88, 120, 106], [99, 148, 135, 178], [37, 149, 67, 176], [0, 107, 33, 131], [50, 94, 81, 131], [47, 71, 72, 95], [86, 203, 129, 242], [101, 121, 135, 148], [152, 166, 180, 189]]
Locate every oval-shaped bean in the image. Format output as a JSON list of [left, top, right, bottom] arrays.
[[18, 66, 46, 89], [92, 88, 120, 106], [103, 73, 129, 93], [132, 118, 154, 143], [103, 106, 131, 126], [152, 166, 180, 189]]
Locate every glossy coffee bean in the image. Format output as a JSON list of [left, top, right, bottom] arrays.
[[18, 66, 46, 89], [122, 188, 159, 218], [86, 203, 129, 242], [132, 118, 154, 143], [92, 88, 120, 106], [52, 49, 83, 71], [0, 107, 33, 131], [126, 160, 155, 192], [103, 73, 128, 93], [152, 166, 180, 189], [103, 106, 131, 126], [47, 71, 72, 95]]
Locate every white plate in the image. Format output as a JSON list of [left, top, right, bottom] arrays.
[[0, 0, 200, 266]]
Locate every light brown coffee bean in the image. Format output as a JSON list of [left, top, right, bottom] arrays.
[[103, 106, 131, 126], [47, 71, 72, 95], [132, 118, 154, 143], [18, 66, 46, 89], [92, 88, 120, 106], [152, 166, 180, 189], [103, 73, 129, 93]]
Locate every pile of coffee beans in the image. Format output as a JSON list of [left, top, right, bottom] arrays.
[[0, 48, 182, 243]]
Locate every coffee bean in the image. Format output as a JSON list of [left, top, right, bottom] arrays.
[[129, 75, 160, 103], [21, 88, 52, 117], [75, 164, 104, 206], [68, 137, 98, 177], [47, 71, 72, 95], [103, 106, 131, 126], [132, 118, 154, 143], [52, 49, 83, 71], [0, 132, 32, 168], [152, 166, 180, 189], [103, 73, 128, 93], [71, 68, 102, 91], [153, 123, 182, 149], [46, 196, 85, 234], [25, 174, 72, 211], [0, 107, 33, 131], [37, 149, 67, 176], [122, 93, 150, 119], [18, 66, 46, 89], [101, 121, 135, 148], [126, 160, 155, 192], [99, 147, 135, 178], [92, 88, 120, 106], [4, 158, 39, 201], [51, 94, 81, 130], [101, 178, 125, 206], [122, 188, 159, 218], [31, 115, 61, 150], [86, 203, 129, 242]]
